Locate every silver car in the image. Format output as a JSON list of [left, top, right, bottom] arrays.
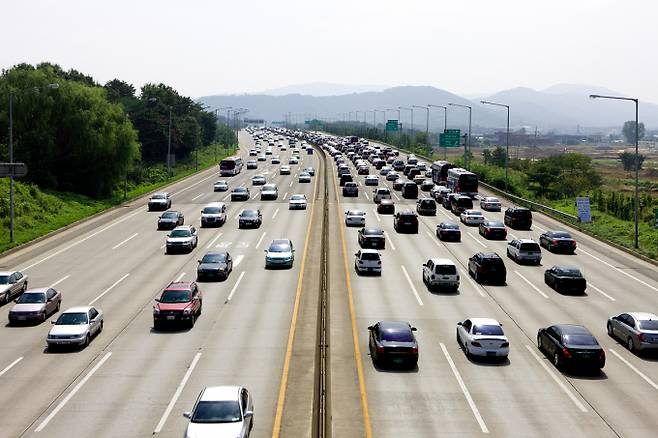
[[9, 288, 61, 324], [47, 306, 103, 349], [607, 312, 658, 352], [166, 226, 199, 253], [183, 386, 253, 438], [148, 192, 171, 211], [213, 180, 229, 192], [0, 270, 28, 304]]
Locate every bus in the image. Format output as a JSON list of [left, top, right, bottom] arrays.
[[446, 168, 478, 197], [219, 156, 243, 176], [431, 161, 455, 185]]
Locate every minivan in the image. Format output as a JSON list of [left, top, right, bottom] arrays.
[[401, 182, 419, 199], [451, 195, 474, 215], [504, 207, 533, 230]]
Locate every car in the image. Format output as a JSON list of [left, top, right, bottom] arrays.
[[422, 259, 459, 291], [238, 209, 262, 229], [339, 173, 354, 186], [260, 184, 278, 200], [257, 155, 267, 162], [354, 249, 382, 275], [416, 198, 437, 216], [342, 182, 358, 197], [607, 312, 658, 352], [148, 192, 171, 211], [368, 321, 418, 368], [358, 228, 386, 249], [249, 149, 257, 156], [345, 210, 366, 227], [386, 171, 400, 181], [394, 210, 419, 233], [380, 166, 392, 176], [377, 199, 395, 214], [0, 270, 28, 304], [430, 186, 450, 203], [434, 221, 462, 242], [468, 252, 506, 285], [153, 281, 202, 329], [544, 266, 587, 294], [413, 175, 425, 185], [158, 210, 185, 230], [357, 166, 370, 175], [264, 239, 295, 268], [451, 195, 474, 215], [443, 193, 458, 210], [539, 230, 577, 254], [460, 209, 485, 225], [246, 160, 258, 169], [504, 207, 533, 230], [272, 156, 281, 164], [457, 318, 509, 359], [8, 288, 61, 324], [47, 306, 103, 349], [480, 196, 502, 212], [289, 194, 308, 210], [231, 186, 250, 201], [303, 167, 315, 176], [183, 386, 254, 438], [197, 252, 233, 281], [478, 220, 507, 240], [265, 148, 273, 155], [280, 165, 291, 175], [166, 226, 198, 253], [251, 174, 266, 185], [288, 157, 299, 164], [420, 179, 435, 192], [213, 180, 229, 192], [200, 202, 227, 227], [401, 182, 419, 199], [537, 324, 605, 371], [373, 187, 392, 204], [507, 239, 542, 264], [364, 175, 379, 186], [392, 178, 405, 191], [298, 172, 312, 183]]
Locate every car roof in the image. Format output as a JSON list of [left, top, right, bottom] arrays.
[[553, 324, 591, 335], [203, 251, 228, 257], [173, 225, 193, 231], [204, 202, 224, 208], [165, 281, 194, 290], [478, 252, 502, 259], [517, 239, 538, 244], [469, 318, 502, 326], [627, 312, 658, 321], [199, 386, 241, 402], [24, 287, 49, 293], [62, 306, 95, 313], [362, 228, 384, 234], [484, 197, 500, 201], [360, 248, 380, 254], [0, 271, 17, 275], [271, 239, 291, 245], [378, 320, 413, 332], [429, 258, 455, 266]]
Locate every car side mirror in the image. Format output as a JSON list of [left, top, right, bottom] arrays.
[[244, 410, 253, 418], [411, 327, 417, 331], [154, 298, 160, 303], [51, 320, 56, 324], [457, 322, 462, 326], [197, 260, 202, 263], [183, 411, 192, 419], [367, 325, 374, 330]]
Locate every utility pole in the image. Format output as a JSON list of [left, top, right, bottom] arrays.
[[428, 104, 448, 159], [448, 103, 472, 170], [481, 100, 510, 192]]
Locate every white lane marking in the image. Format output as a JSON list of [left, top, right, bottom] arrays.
[[273, 208, 280, 219], [49, 275, 70, 288], [234, 213, 240, 219], [459, 268, 487, 297], [233, 255, 244, 268], [386, 233, 397, 251], [21, 209, 143, 271], [439, 209, 453, 220], [153, 352, 202, 434], [256, 232, 267, 249], [400, 265, 424, 306], [440, 343, 489, 433], [289, 180, 294, 187], [509, 233, 519, 240], [609, 348, 658, 390], [283, 192, 289, 200], [226, 271, 246, 301], [175, 272, 185, 282], [89, 273, 130, 305], [35, 352, 113, 432], [588, 282, 616, 301], [172, 173, 216, 196], [160, 243, 166, 249], [533, 224, 547, 232], [514, 271, 549, 299], [191, 193, 203, 201], [393, 193, 401, 200], [222, 194, 231, 201], [426, 231, 441, 246], [578, 248, 658, 292], [467, 232, 487, 248], [251, 193, 259, 200], [364, 192, 370, 200], [372, 208, 381, 222], [0, 357, 23, 377], [294, 173, 297, 178], [525, 345, 588, 412], [358, 181, 363, 186], [216, 241, 232, 248], [111, 232, 139, 250]]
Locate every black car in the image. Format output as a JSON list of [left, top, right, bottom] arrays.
[[540, 231, 577, 254], [394, 210, 419, 233], [401, 182, 418, 199], [339, 174, 354, 186], [157, 211, 184, 230], [368, 321, 418, 368], [358, 228, 386, 249], [468, 252, 506, 285], [537, 324, 605, 371], [436, 222, 461, 241], [451, 195, 473, 215], [342, 182, 359, 197], [231, 187, 250, 201], [443, 193, 458, 210], [238, 209, 262, 228], [479, 221, 507, 240], [504, 207, 533, 230], [196, 252, 233, 281], [377, 199, 395, 214], [544, 266, 587, 294], [416, 198, 437, 216]]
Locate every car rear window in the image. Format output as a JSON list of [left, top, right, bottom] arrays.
[[435, 265, 457, 275], [563, 334, 598, 346], [520, 243, 540, 251], [473, 325, 504, 336], [556, 267, 582, 277], [482, 258, 504, 269], [361, 252, 380, 261], [241, 210, 258, 217], [442, 223, 459, 230], [639, 320, 658, 330], [511, 209, 532, 218], [552, 232, 572, 238], [381, 329, 414, 342]]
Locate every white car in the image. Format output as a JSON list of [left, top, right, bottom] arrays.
[[272, 156, 281, 164], [364, 175, 379, 186], [456, 318, 509, 359], [280, 166, 291, 175], [200, 202, 227, 227], [422, 258, 460, 291], [0, 270, 28, 304], [354, 249, 382, 275], [345, 210, 366, 227], [249, 149, 257, 156], [47, 306, 103, 349], [257, 155, 267, 161], [460, 209, 485, 226], [506, 239, 542, 264], [148, 192, 171, 211], [373, 187, 392, 204], [166, 226, 198, 253], [183, 386, 253, 438], [260, 184, 278, 200], [213, 180, 228, 192], [380, 166, 393, 176], [480, 197, 502, 212], [251, 175, 266, 185], [298, 172, 312, 183], [289, 194, 308, 210], [385, 171, 399, 181], [288, 157, 299, 164]]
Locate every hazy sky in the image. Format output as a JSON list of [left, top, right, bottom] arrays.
[[3, 0, 657, 102]]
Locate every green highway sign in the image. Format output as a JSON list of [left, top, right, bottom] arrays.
[[271, 121, 286, 125], [386, 120, 400, 132], [439, 129, 461, 147]]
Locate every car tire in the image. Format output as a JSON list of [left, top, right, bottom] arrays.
[[553, 352, 561, 368], [84, 334, 91, 348], [41, 311, 47, 322], [56, 301, 61, 312], [99, 321, 104, 333], [3, 292, 9, 304], [627, 337, 635, 352], [537, 336, 543, 351]]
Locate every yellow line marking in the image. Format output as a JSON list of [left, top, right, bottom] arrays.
[[333, 160, 374, 438], [271, 150, 320, 438]]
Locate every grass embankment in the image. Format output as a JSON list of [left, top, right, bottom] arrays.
[[0, 143, 235, 254]]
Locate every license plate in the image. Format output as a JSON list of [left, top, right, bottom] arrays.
[[486, 351, 496, 356], [17, 316, 26, 320], [166, 316, 175, 320], [392, 357, 404, 364]]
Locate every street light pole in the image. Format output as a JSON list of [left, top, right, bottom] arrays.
[[428, 104, 448, 159], [449, 103, 472, 170], [481, 100, 510, 192], [399, 106, 413, 137], [412, 105, 430, 155], [590, 94, 640, 249]]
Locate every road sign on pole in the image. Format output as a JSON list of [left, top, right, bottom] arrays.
[[439, 129, 461, 147], [385, 120, 400, 132], [0, 162, 28, 177], [576, 197, 592, 223]]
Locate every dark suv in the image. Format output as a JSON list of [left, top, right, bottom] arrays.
[[416, 198, 437, 216], [401, 182, 419, 199], [504, 207, 533, 230], [342, 182, 359, 197], [394, 210, 419, 233], [468, 252, 507, 285]]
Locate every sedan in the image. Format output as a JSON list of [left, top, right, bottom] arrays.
[[298, 172, 312, 183], [537, 324, 605, 371], [364, 175, 379, 186], [197, 252, 233, 281], [166, 226, 198, 254], [392, 178, 405, 191], [280, 165, 291, 175], [9, 288, 61, 324], [457, 318, 509, 359], [183, 386, 253, 438], [231, 187, 250, 201], [0, 270, 28, 304], [607, 312, 658, 352], [272, 156, 281, 164], [480, 197, 502, 211], [460, 209, 485, 226], [238, 209, 262, 228], [479, 220, 507, 240], [246, 160, 258, 169], [368, 321, 418, 368], [303, 167, 315, 176], [345, 210, 366, 227], [436, 222, 461, 242], [358, 228, 385, 249], [288, 157, 299, 164], [264, 239, 295, 268], [260, 184, 278, 200], [251, 175, 266, 185], [420, 180, 435, 192], [158, 211, 184, 230], [257, 155, 267, 162], [47, 306, 103, 349], [544, 266, 587, 294], [288, 194, 308, 210], [377, 199, 395, 215], [540, 230, 577, 254], [213, 180, 229, 192], [385, 172, 400, 181]]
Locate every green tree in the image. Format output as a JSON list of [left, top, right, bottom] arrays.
[[484, 147, 507, 167], [622, 120, 646, 144], [619, 151, 646, 171], [527, 153, 601, 198]]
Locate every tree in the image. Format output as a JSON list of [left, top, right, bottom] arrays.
[[484, 147, 507, 167], [104, 79, 136, 103], [622, 120, 645, 144], [527, 153, 601, 198], [619, 151, 646, 171]]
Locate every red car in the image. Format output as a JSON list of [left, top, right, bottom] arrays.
[[153, 281, 202, 329]]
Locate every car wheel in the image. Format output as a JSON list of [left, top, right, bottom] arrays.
[[3, 292, 9, 304], [84, 334, 91, 348], [607, 323, 614, 338], [41, 311, 47, 322], [553, 352, 561, 368], [99, 321, 104, 333], [22, 283, 27, 293], [627, 337, 635, 352], [56, 301, 61, 312], [456, 332, 462, 347], [537, 336, 543, 351]]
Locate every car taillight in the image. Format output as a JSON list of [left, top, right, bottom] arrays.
[[571, 241, 577, 247], [552, 239, 558, 245], [638, 333, 645, 342], [501, 342, 509, 348], [376, 346, 385, 353], [471, 341, 482, 347], [562, 347, 571, 359], [410, 347, 418, 354], [599, 350, 606, 360]]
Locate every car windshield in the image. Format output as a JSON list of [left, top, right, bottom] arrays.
[[556, 268, 582, 277], [170, 229, 191, 238], [241, 210, 258, 217], [201, 254, 227, 263], [202, 207, 221, 214], [160, 290, 191, 303], [161, 212, 178, 219], [639, 320, 658, 331], [360, 252, 380, 261], [56, 312, 88, 325], [563, 334, 598, 346], [269, 243, 291, 252], [0, 276, 9, 284], [442, 223, 459, 230], [291, 195, 305, 201], [552, 232, 572, 238], [17, 293, 46, 303], [191, 401, 242, 423], [152, 194, 166, 199], [473, 325, 504, 336], [382, 328, 414, 342]]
